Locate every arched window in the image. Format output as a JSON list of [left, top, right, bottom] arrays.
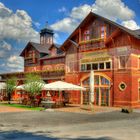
[[82, 74, 110, 87]]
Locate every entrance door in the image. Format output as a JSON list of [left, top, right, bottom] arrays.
[[94, 88, 99, 105], [100, 88, 109, 106], [82, 74, 110, 106], [83, 89, 89, 104]]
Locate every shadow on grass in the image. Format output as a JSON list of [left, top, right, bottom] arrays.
[[0, 130, 116, 140]]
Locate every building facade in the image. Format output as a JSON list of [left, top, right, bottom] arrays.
[[1, 12, 140, 108]]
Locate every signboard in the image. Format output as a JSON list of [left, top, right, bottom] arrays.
[[80, 49, 111, 63]]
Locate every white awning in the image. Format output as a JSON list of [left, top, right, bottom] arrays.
[[43, 81, 86, 91], [16, 82, 45, 90], [0, 82, 6, 90]]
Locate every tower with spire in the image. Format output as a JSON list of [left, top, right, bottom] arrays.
[[40, 22, 54, 45]]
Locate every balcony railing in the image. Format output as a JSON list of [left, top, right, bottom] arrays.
[[79, 41, 105, 52], [79, 38, 104, 45], [0, 70, 65, 81]]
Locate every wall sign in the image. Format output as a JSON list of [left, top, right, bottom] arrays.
[[119, 82, 127, 91], [80, 50, 111, 63]]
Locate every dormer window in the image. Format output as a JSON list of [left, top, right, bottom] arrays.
[[84, 29, 90, 40], [100, 26, 106, 39]]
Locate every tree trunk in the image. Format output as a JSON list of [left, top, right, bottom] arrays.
[[8, 92, 11, 104]]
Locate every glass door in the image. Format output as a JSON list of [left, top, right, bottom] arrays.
[[83, 89, 89, 104], [100, 88, 109, 106]]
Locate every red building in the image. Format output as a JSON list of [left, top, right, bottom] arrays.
[[1, 12, 140, 108]]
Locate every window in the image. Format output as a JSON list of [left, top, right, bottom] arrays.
[[87, 64, 91, 70], [81, 61, 111, 71], [106, 62, 111, 69], [84, 30, 90, 41], [92, 63, 98, 70], [119, 56, 128, 69], [138, 81, 140, 101], [99, 63, 104, 69], [81, 64, 86, 71], [100, 26, 106, 39]]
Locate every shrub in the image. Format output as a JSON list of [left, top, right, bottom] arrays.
[[121, 107, 133, 113]]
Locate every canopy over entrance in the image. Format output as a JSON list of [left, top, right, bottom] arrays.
[[43, 81, 86, 91]]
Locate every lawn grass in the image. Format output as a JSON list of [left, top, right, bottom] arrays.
[[0, 103, 45, 111]]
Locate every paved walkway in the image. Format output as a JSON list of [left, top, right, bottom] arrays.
[[0, 105, 29, 113], [54, 104, 120, 114]]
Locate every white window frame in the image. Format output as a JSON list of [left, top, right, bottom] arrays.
[[80, 60, 112, 72], [118, 55, 128, 70]]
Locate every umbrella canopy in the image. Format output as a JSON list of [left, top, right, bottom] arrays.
[[16, 82, 45, 90], [43, 81, 86, 91], [0, 82, 6, 90]]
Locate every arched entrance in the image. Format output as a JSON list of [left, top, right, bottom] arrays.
[[81, 74, 111, 106]]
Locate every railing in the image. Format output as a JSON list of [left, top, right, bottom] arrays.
[[0, 70, 65, 81], [79, 41, 105, 52]]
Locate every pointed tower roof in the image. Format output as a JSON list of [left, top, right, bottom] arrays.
[[40, 22, 54, 35]]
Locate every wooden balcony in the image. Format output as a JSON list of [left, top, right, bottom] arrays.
[[0, 70, 65, 81], [79, 41, 105, 52]]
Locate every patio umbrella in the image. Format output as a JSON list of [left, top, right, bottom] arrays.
[[90, 70, 94, 103], [43, 81, 86, 91], [0, 82, 6, 90], [43, 81, 86, 105], [16, 82, 45, 90]]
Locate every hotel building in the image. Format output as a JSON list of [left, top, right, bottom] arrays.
[[1, 12, 140, 107]]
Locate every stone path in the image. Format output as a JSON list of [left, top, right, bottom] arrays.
[[0, 105, 29, 113], [54, 104, 120, 114]]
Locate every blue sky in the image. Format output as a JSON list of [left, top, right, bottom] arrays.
[[0, 0, 140, 73]]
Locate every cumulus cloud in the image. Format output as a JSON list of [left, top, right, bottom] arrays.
[[92, 0, 135, 21], [0, 41, 12, 58], [7, 55, 23, 71], [122, 20, 140, 30], [58, 6, 67, 12], [0, 2, 39, 73], [51, 0, 138, 34], [0, 2, 39, 42], [51, 18, 78, 33]]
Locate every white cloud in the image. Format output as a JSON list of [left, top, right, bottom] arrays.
[[0, 2, 12, 18], [122, 20, 140, 30], [7, 55, 23, 71], [0, 41, 11, 58], [34, 22, 41, 28], [51, 18, 79, 33], [51, 0, 137, 34], [70, 4, 91, 20], [0, 2, 39, 73], [53, 33, 60, 43], [92, 0, 135, 21], [58, 7, 67, 12], [0, 2, 39, 42], [0, 40, 11, 51]]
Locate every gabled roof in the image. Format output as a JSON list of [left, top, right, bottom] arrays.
[[61, 12, 140, 50], [133, 29, 140, 36], [40, 54, 65, 60], [20, 42, 50, 56], [48, 43, 61, 50]]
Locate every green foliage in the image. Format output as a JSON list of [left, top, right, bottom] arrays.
[[24, 73, 44, 97], [6, 77, 17, 103], [0, 103, 44, 111]]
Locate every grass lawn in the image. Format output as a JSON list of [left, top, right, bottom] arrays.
[[0, 103, 45, 111]]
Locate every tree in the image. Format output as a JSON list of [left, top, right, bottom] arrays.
[[24, 73, 44, 107], [6, 77, 17, 104]]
